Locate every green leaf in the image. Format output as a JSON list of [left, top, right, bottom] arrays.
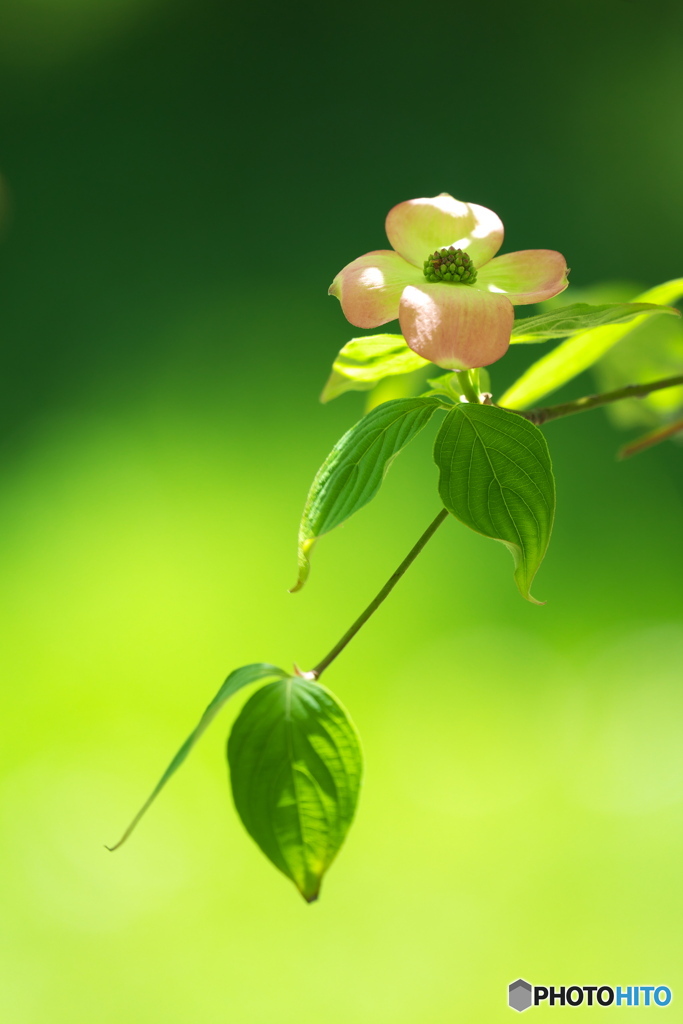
[[592, 314, 683, 430], [228, 677, 362, 902], [106, 663, 287, 851], [434, 404, 555, 604], [510, 302, 677, 343], [321, 333, 429, 402], [501, 279, 683, 409], [292, 396, 443, 591], [363, 365, 432, 412]]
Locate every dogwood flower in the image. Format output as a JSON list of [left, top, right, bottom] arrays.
[[329, 193, 568, 370]]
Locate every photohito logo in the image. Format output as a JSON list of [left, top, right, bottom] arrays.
[[508, 980, 673, 1011]]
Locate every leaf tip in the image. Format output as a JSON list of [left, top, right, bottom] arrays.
[[299, 880, 322, 903], [288, 569, 307, 594], [319, 372, 340, 404], [289, 540, 314, 593]]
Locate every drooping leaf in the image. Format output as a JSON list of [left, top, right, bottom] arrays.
[[228, 676, 362, 902], [321, 333, 429, 403], [501, 279, 683, 409], [107, 663, 287, 851], [618, 418, 683, 460], [292, 396, 443, 591], [510, 302, 677, 344], [434, 403, 555, 603]]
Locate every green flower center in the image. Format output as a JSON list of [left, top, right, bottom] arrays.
[[423, 247, 477, 284]]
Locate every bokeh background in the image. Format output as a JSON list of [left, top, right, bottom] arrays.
[[1, 1, 682, 1020]]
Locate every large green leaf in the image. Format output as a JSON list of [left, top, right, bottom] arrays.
[[434, 404, 555, 603], [228, 677, 362, 902], [107, 663, 287, 851], [321, 333, 429, 403], [292, 396, 443, 591], [501, 279, 683, 409], [510, 302, 677, 344]]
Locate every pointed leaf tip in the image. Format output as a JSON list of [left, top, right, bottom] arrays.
[[295, 397, 443, 586], [228, 677, 362, 901], [289, 539, 314, 593], [434, 404, 555, 603], [107, 663, 287, 851]]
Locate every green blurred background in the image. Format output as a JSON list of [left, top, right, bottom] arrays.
[[1, 1, 682, 1020]]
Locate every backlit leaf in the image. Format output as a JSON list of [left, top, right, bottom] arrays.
[[228, 677, 362, 902], [510, 302, 677, 343], [434, 403, 555, 603], [501, 280, 683, 409], [321, 333, 429, 402], [593, 314, 683, 429], [293, 396, 443, 591], [107, 663, 287, 851]]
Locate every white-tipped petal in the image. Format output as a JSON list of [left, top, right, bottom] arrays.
[[386, 194, 504, 269], [474, 249, 569, 305], [329, 250, 421, 328]]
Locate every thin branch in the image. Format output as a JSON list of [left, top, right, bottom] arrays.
[[308, 370, 683, 679], [618, 417, 683, 460], [503, 373, 683, 426], [309, 509, 449, 679]]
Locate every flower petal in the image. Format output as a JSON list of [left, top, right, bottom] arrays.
[[474, 250, 568, 306], [399, 283, 513, 370], [329, 250, 422, 329], [385, 194, 504, 270]]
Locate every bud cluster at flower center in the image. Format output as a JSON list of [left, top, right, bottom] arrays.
[[423, 247, 477, 284]]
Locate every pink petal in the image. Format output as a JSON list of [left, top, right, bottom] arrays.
[[399, 284, 514, 370], [385, 194, 504, 270], [474, 250, 568, 305], [329, 250, 421, 329]]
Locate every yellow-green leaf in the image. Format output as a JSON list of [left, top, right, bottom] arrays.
[[434, 404, 555, 603], [228, 677, 362, 902], [321, 334, 429, 402], [501, 280, 683, 409]]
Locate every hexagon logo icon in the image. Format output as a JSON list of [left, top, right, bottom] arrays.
[[508, 979, 533, 1012]]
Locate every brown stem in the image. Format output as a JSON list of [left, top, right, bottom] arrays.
[[502, 373, 683, 426]]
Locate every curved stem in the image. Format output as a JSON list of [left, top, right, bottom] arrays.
[[307, 372, 683, 679], [455, 369, 481, 405], [309, 508, 449, 679], [505, 373, 683, 426]]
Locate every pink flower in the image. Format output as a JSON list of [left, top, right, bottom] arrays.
[[329, 193, 568, 370]]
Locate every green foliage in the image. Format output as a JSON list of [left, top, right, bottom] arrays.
[[321, 333, 429, 403], [228, 677, 362, 902], [510, 302, 677, 344], [434, 404, 555, 604], [107, 663, 287, 851], [363, 364, 433, 413], [593, 314, 683, 430], [292, 396, 443, 591], [426, 373, 464, 402], [501, 280, 683, 409]]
